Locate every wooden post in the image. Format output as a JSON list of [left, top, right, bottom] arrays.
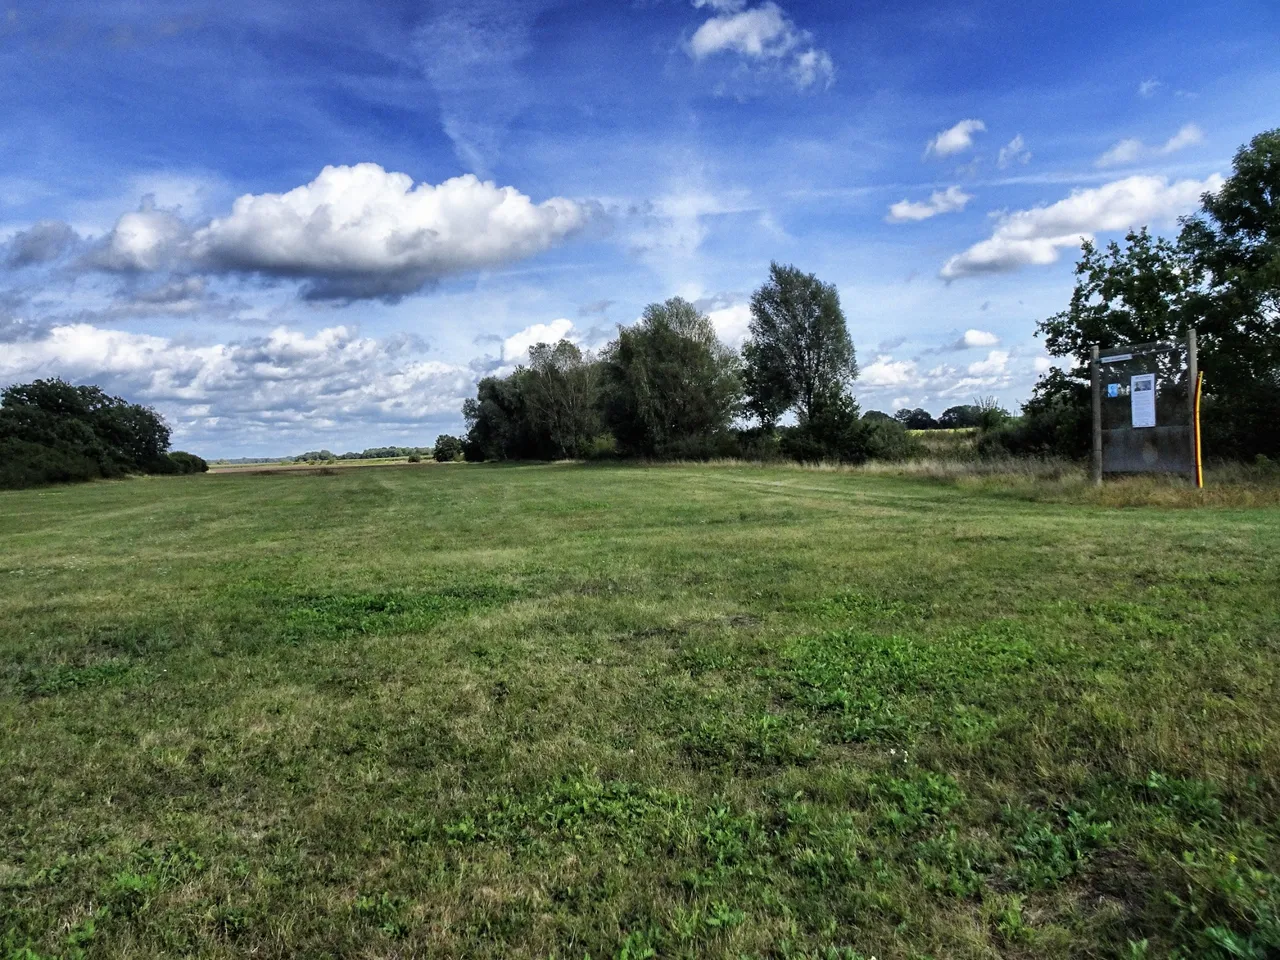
[[1187, 327, 1199, 485], [1091, 343, 1102, 487]]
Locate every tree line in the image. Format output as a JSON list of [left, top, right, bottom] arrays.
[[455, 263, 914, 464], [458, 127, 1280, 468], [0, 378, 207, 489], [880, 403, 1005, 431], [292, 446, 432, 463]]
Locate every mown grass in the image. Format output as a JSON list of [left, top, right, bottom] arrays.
[[2, 462, 1278, 959]]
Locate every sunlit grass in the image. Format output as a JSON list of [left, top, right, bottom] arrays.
[[2, 463, 1278, 958]]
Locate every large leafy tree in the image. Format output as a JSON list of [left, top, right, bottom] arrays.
[[743, 262, 857, 428], [1025, 128, 1280, 459], [1038, 129, 1280, 388], [600, 297, 742, 457], [938, 405, 982, 429], [1180, 127, 1280, 393], [1037, 229, 1196, 379], [522, 340, 601, 459], [463, 373, 534, 461], [462, 340, 602, 461]]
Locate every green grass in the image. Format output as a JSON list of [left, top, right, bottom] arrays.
[[2, 462, 1279, 959]]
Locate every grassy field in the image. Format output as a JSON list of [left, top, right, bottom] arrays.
[[2, 463, 1279, 959], [207, 457, 421, 474]]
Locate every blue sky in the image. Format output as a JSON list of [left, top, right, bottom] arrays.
[[1, 0, 1276, 456]]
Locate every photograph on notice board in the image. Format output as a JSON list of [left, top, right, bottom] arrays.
[[1131, 374, 1157, 428]]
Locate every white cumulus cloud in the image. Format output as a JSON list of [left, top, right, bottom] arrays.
[[190, 163, 587, 301], [1097, 138, 1144, 168], [967, 349, 1009, 376], [707, 302, 752, 347], [687, 1, 833, 91], [862, 355, 919, 388], [886, 186, 972, 223], [939, 173, 1223, 279], [926, 119, 985, 158], [962, 329, 999, 348], [501, 318, 577, 364], [89, 201, 190, 272], [0, 322, 473, 452], [1162, 123, 1205, 153]]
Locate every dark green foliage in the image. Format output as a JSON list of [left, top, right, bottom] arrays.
[[894, 407, 937, 430], [1180, 128, 1280, 396], [0, 378, 175, 488], [0, 437, 102, 488], [166, 451, 208, 474], [859, 416, 916, 461], [600, 297, 742, 458], [521, 340, 603, 458], [780, 395, 914, 464], [463, 340, 601, 461], [980, 370, 1091, 459], [780, 390, 863, 463], [938, 405, 982, 429], [463, 372, 535, 460], [433, 434, 463, 462]]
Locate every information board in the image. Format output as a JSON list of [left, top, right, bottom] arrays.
[[1130, 373, 1156, 428]]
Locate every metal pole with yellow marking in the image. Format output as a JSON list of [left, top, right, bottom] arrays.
[[1187, 328, 1201, 489], [1194, 371, 1204, 489]]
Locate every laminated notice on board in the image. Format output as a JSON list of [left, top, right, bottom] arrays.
[[1131, 373, 1156, 428]]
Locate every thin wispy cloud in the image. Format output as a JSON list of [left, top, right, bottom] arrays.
[[1096, 123, 1205, 167], [996, 134, 1031, 169]]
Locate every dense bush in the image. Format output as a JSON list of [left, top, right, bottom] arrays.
[[978, 371, 1090, 459], [434, 435, 464, 462], [167, 451, 209, 474], [0, 437, 102, 488], [860, 416, 917, 461], [0, 379, 188, 489], [779, 396, 916, 464]]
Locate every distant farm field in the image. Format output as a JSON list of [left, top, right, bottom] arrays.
[[3, 464, 1279, 958]]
